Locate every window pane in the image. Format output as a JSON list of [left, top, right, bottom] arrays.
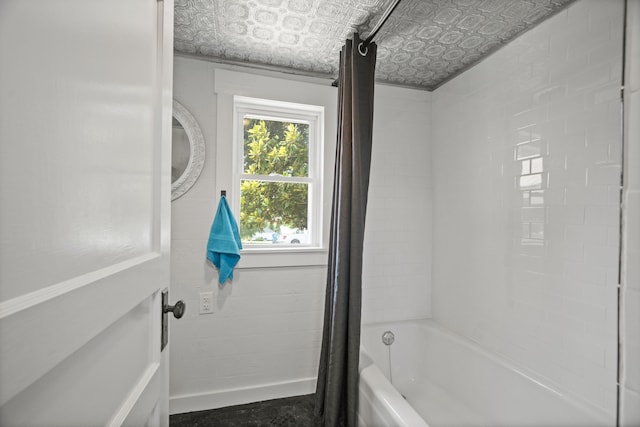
[[240, 180, 308, 244], [243, 118, 309, 177]]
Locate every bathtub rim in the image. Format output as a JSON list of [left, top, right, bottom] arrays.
[[358, 348, 430, 427]]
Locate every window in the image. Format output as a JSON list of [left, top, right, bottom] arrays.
[[233, 96, 324, 249]]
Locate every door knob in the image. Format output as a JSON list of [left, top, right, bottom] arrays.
[[161, 290, 184, 351], [164, 300, 186, 319]]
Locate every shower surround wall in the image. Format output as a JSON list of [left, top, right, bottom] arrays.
[[362, 87, 432, 324], [432, 0, 623, 421]]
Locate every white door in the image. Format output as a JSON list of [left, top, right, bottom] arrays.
[[0, 0, 175, 425]]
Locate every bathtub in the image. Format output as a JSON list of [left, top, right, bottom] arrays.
[[358, 319, 611, 427]]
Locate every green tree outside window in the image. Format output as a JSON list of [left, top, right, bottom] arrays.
[[240, 119, 309, 241]]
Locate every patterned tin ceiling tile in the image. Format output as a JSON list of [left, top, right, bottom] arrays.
[[174, 0, 576, 90]]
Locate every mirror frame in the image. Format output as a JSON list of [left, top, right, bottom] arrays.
[[172, 100, 205, 201]]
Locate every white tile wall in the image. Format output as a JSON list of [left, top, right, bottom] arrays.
[[362, 85, 432, 324], [431, 0, 623, 420]]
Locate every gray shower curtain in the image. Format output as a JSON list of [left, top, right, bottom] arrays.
[[314, 33, 377, 427]]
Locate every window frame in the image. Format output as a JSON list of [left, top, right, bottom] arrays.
[[232, 95, 324, 251]]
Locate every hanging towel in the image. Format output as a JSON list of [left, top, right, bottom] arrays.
[[206, 195, 242, 284]]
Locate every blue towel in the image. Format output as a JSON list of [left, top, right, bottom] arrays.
[[206, 196, 242, 284]]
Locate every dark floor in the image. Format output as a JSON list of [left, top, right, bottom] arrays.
[[170, 394, 316, 427]]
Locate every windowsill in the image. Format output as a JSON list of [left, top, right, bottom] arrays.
[[236, 247, 328, 269]]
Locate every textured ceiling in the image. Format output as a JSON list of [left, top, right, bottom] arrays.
[[174, 0, 575, 90]]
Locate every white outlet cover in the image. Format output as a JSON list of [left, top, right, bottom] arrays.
[[199, 291, 214, 314]]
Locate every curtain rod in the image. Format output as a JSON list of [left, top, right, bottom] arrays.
[[331, 0, 402, 87], [363, 0, 403, 45]]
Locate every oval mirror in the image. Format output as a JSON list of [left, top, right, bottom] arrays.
[[172, 100, 205, 201]]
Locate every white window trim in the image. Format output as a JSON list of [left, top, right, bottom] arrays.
[[214, 69, 337, 269], [233, 96, 324, 252]]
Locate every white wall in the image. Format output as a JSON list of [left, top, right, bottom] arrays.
[[169, 59, 326, 414], [621, 1, 640, 425], [431, 0, 623, 421], [169, 57, 432, 413], [362, 85, 432, 324]]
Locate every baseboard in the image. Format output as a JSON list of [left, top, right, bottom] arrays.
[[169, 377, 316, 415]]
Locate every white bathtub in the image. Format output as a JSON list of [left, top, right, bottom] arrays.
[[358, 319, 612, 427]]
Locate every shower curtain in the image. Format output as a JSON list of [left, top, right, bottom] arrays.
[[314, 33, 377, 427]]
